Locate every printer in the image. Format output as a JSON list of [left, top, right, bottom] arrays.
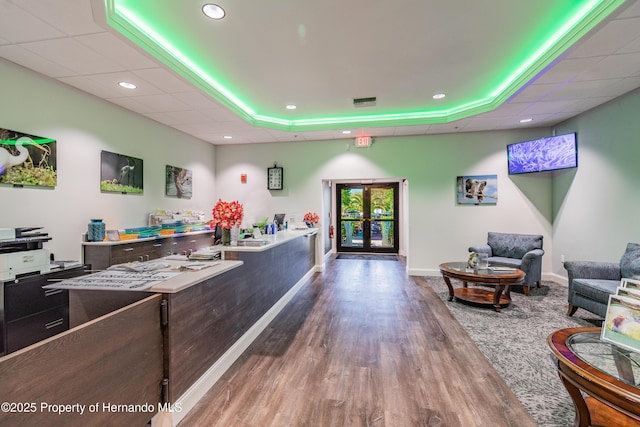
[[0, 227, 52, 281]]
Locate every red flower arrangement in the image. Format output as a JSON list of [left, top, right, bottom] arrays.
[[211, 199, 244, 229], [303, 211, 320, 224]]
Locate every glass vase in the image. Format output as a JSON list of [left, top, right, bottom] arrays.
[[230, 225, 240, 246], [222, 228, 231, 246]]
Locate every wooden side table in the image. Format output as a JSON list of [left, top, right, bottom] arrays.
[[548, 327, 640, 427]]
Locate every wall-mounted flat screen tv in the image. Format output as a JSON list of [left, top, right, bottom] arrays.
[[507, 132, 577, 174]]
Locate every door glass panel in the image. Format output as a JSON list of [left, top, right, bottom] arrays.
[[341, 220, 363, 248], [370, 220, 394, 248], [340, 187, 363, 249], [369, 187, 395, 249]]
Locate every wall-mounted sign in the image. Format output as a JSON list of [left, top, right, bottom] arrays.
[[267, 164, 283, 190], [355, 136, 372, 148]]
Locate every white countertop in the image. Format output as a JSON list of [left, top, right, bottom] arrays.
[[44, 259, 243, 294], [220, 228, 318, 253], [149, 260, 243, 293]]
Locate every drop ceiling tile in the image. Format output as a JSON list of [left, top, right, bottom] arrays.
[[58, 71, 165, 98], [20, 38, 125, 75], [575, 52, 640, 81], [616, 1, 640, 19], [173, 122, 228, 135], [510, 83, 562, 103], [172, 92, 228, 110], [567, 96, 617, 112], [200, 108, 247, 123], [15, 0, 104, 36], [522, 99, 582, 115], [605, 76, 640, 98], [0, 2, 65, 43], [570, 17, 640, 58], [618, 34, 640, 54], [425, 119, 473, 134], [107, 97, 156, 114], [144, 110, 210, 126], [267, 129, 306, 142], [542, 79, 619, 100], [479, 102, 530, 117], [393, 125, 431, 136], [0, 45, 77, 77], [75, 33, 159, 70], [133, 68, 195, 93], [127, 94, 191, 113], [534, 57, 605, 84]]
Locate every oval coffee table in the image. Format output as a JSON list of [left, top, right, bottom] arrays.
[[439, 262, 525, 312]]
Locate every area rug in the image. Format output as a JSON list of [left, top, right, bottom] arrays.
[[336, 253, 398, 261], [420, 277, 602, 427]]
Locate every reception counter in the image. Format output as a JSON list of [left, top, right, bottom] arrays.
[[0, 229, 318, 427]]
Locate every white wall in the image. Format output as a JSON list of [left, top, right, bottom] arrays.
[[215, 130, 555, 276], [0, 59, 217, 262], [552, 87, 640, 277], [8, 51, 631, 280]]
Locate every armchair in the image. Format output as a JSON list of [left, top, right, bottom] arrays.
[[564, 243, 640, 318], [469, 232, 544, 295]]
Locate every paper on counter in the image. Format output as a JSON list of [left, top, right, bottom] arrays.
[[43, 269, 182, 291]]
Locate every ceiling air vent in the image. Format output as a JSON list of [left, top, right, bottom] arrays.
[[353, 97, 377, 108]]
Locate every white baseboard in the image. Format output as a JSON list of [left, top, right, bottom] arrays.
[[545, 272, 567, 286], [155, 267, 316, 427], [408, 268, 440, 277]]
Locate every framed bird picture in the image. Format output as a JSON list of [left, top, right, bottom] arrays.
[[100, 150, 144, 194], [0, 127, 57, 188]]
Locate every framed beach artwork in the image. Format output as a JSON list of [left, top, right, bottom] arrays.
[[165, 165, 192, 199], [100, 150, 144, 194], [456, 174, 497, 205], [0, 127, 57, 188]]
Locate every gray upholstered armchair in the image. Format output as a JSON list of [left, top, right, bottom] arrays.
[[564, 243, 640, 318], [469, 232, 544, 295]]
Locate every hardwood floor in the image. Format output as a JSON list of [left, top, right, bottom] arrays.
[[179, 256, 537, 426]]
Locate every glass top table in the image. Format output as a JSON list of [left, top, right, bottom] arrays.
[[567, 329, 640, 387], [548, 327, 640, 427]]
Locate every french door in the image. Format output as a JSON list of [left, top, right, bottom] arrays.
[[336, 182, 399, 253]]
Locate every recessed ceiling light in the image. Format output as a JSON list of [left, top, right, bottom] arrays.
[[519, 118, 534, 123], [342, 130, 352, 134], [118, 81, 137, 89], [202, 4, 225, 20], [285, 104, 297, 110], [223, 135, 233, 139], [432, 93, 446, 100]]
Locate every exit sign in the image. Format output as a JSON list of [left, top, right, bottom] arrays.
[[355, 136, 372, 148]]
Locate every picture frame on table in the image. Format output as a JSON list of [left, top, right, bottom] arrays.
[[601, 294, 640, 353]]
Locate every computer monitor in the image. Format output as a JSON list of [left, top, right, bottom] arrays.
[[273, 213, 286, 228]]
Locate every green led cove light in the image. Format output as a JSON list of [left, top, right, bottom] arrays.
[[1, 137, 55, 145], [106, 0, 625, 132]]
